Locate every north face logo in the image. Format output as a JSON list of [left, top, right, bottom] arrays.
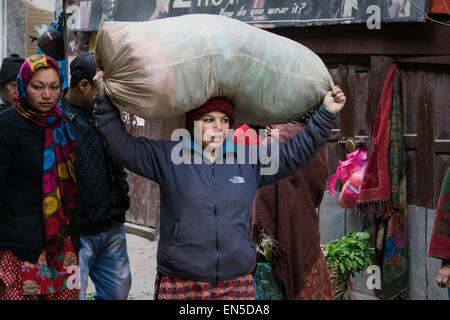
[[229, 176, 245, 184]]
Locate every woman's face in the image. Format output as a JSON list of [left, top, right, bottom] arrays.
[[199, 111, 230, 150], [25, 67, 61, 113]]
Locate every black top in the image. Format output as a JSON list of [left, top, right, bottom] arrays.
[[61, 90, 130, 235], [0, 107, 81, 263]]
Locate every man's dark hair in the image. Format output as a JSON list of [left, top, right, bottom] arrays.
[[70, 75, 95, 88]]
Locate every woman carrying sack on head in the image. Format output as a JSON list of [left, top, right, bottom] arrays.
[[0, 54, 80, 300], [92, 69, 346, 300]]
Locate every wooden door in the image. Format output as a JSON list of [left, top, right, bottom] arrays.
[[123, 113, 185, 230]]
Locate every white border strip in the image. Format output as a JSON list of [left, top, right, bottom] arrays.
[[243, 17, 355, 24], [0, 0, 5, 61]]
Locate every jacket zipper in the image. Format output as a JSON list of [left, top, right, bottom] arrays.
[[212, 164, 219, 281]]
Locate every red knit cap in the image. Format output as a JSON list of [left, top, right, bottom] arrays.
[[185, 97, 235, 129]]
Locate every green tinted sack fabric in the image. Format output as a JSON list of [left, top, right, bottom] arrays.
[[95, 14, 334, 125]]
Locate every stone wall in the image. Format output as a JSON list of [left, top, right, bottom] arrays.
[[5, 0, 26, 57]]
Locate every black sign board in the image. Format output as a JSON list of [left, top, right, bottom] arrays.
[[70, 0, 430, 31]]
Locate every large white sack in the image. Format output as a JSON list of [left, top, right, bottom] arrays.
[[94, 14, 334, 125]]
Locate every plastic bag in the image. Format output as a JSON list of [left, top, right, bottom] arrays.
[[328, 149, 368, 208], [253, 262, 286, 300], [36, 14, 65, 61], [94, 14, 334, 124]]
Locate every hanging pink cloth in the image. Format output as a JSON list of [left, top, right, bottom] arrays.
[[328, 149, 368, 208]]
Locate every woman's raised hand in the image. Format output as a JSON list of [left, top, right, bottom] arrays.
[[93, 68, 105, 95], [323, 85, 346, 115]]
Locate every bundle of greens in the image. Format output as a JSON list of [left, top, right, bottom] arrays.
[[323, 231, 374, 280]]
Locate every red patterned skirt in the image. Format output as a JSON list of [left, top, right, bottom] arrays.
[[295, 252, 334, 300], [0, 247, 79, 300], [154, 273, 255, 300]]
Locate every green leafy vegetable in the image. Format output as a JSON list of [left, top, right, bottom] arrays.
[[323, 231, 374, 281]]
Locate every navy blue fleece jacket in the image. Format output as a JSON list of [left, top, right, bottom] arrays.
[[93, 95, 337, 282]]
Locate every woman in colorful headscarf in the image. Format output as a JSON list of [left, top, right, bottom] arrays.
[[0, 54, 80, 300]]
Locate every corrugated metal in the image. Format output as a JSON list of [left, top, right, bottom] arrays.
[[25, 4, 52, 57]]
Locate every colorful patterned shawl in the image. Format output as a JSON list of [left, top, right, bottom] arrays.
[[429, 167, 450, 260], [14, 54, 77, 257], [357, 64, 409, 300]]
